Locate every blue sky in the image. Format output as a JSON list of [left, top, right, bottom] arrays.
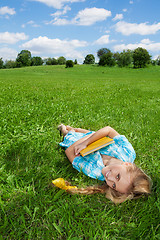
[[0, 0, 160, 63]]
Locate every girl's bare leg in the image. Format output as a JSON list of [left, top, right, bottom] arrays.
[[66, 125, 90, 134]]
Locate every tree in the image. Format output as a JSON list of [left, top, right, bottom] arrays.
[[66, 60, 74, 68], [83, 54, 95, 64], [116, 50, 133, 67], [151, 60, 156, 66], [74, 59, 78, 64], [99, 52, 115, 67], [4, 60, 17, 69], [31, 56, 43, 66], [156, 56, 160, 66], [113, 52, 120, 64], [16, 50, 32, 67], [52, 58, 58, 65], [133, 47, 151, 68], [0, 58, 3, 69], [97, 48, 111, 59], [45, 58, 52, 65], [57, 56, 66, 65]]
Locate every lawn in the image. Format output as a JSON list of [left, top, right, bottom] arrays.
[[0, 65, 159, 239]]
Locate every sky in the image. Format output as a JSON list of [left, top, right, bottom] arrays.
[[0, 0, 160, 63]]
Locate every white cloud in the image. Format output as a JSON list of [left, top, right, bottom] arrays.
[[74, 7, 111, 26], [129, 1, 133, 4], [0, 47, 18, 60], [50, 7, 112, 26], [123, 9, 127, 12], [50, 18, 70, 25], [115, 21, 160, 35], [93, 35, 110, 45], [140, 39, 153, 44], [113, 39, 160, 53], [51, 5, 71, 17], [32, 0, 85, 9], [0, 32, 29, 44], [0, 6, 16, 15], [21, 21, 40, 28], [112, 14, 123, 21], [21, 36, 88, 60]]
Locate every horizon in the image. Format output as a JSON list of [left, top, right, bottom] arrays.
[[0, 0, 160, 63]]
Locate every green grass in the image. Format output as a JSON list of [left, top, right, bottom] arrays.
[[0, 65, 160, 239]]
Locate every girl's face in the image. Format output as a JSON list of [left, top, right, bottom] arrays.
[[102, 162, 134, 193]]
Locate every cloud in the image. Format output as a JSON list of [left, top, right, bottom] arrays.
[[21, 36, 88, 59], [129, 1, 133, 4], [50, 18, 70, 25], [93, 35, 110, 45], [21, 20, 40, 28], [51, 5, 71, 17], [50, 7, 112, 26], [112, 14, 123, 21], [0, 6, 16, 15], [0, 47, 18, 60], [32, 0, 85, 9], [113, 39, 160, 53], [0, 32, 29, 44], [140, 39, 153, 44], [115, 21, 160, 35], [74, 7, 111, 26]]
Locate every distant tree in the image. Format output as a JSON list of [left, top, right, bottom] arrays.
[[31, 56, 43, 66], [66, 60, 74, 68], [83, 54, 95, 64], [97, 48, 111, 59], [16, 50, 32, 67], [151, 60, 156, 66], [74, 59, 78, 64], [99, 52, 115, 67], [116, 50, 133, 67], [113, 52, 120, 64], [4, 60, 17, 68], [133, 47, 151, 68], [156, 56, 160, 66], [57, 56, 66, 65], [45, 58, 52, 65], [0, 58, 3, 69], [52, 58, 58, 65]]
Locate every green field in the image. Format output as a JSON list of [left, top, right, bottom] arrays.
[[0, 65, 160, 239]]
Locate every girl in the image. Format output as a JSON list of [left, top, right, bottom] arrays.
[[57, 124, 151, 204]]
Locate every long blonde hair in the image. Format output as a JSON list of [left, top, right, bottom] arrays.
[[66, 164, 152, 204]]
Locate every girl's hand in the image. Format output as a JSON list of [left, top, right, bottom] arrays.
[[74, 142, 87, 156]]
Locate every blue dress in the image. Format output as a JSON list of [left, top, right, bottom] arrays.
[[59, 131, 136, 181]]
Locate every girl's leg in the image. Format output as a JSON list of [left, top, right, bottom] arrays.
[[58, 124, 90, 138], [66, 125, 90, 134]]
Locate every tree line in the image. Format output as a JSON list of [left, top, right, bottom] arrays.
[[0, 50, 77, 69], [84, 48, 160, 68], [0, 48, 160, 69]]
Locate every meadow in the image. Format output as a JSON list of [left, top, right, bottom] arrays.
[[0, 65, 159, 239]]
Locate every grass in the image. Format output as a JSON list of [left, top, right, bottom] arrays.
[[0, 65, 160, 239]]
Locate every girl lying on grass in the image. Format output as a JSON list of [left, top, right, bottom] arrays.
[[56, 124, 151, 204]]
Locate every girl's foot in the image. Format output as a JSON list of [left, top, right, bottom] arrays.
[[57, 124, 68, 136]]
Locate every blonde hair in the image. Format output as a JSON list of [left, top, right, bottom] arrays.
[[66, 164, 152, 204]]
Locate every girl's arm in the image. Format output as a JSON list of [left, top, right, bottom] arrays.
[[65, 132, 94, 163], [74, 126, 119, 156], [65, 126, 119, 162]]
